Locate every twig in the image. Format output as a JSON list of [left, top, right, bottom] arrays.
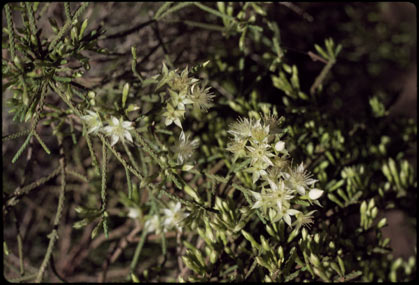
[[310, 58, 336, 95], [35, 130, 67, 283], [279, 2, 313, 22]]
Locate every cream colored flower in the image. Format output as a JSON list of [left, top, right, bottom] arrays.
[[190, 84, 215, 112], [292, 210, 316, 230], [284, 163, 318, 195], [144, 215, 162, 234], [173, 131, 199, 164], [102, 116, 134, 146], [81, 110, 103, 134], [162, 201, 190, 232], [162, 103, 185, 129]]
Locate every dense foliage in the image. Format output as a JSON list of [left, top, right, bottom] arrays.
[[3, 2, 416, 282]]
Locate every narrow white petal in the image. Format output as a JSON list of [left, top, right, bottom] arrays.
[[252, 171, 260, 184], [284, 214, 292, 226], [122, 121, 132, 128], [307, 178, 318, 185], [268, 179, 278, 191], [179, 130, 186, 142], [297, 163, 304, 173], [111, 135, 119, 146], [124, 131, 133, 143], [111, 116, 119, 125], [103, 126, 113, 134], [165, 117, 173, 126], [288, 209, 300, 216], [174, 118, 182, 128], [297, 185, 306, 195]]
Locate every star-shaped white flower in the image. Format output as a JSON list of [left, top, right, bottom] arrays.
[[162, 103, 185, 129], [173, 131, 199, 164], [162, 201, 190, 232], [144, 215, 162, 234], [102, 116, 134, 146], [81, 110, 103, 134], [285, 163, 318, 195]]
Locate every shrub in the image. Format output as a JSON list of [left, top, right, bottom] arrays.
[[3, 2, 416, 282]]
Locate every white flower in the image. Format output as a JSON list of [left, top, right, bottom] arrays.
[[281, 208, 300, 226], [81, 110, 103, 134], [103, 116, 134, 146], [127, 207, 141, 219], [190, 84, 215, 112], [162, 201, 189, 232], [169, 66, 199, 92], [226, 138, 247, 161], [246, 142, 274, 167], [228, 117, 254, 139], [249, 120, 270, 144], [173, 131, 199, 164], [162, 103, 185, 129], [144, 215, 162, 234], [292, 210, 316, 230], [285, 163, 318, 195]]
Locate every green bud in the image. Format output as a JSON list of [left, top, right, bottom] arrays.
[[209, 249, 217, 264], [131, 273, 140, 283], [360, 200, 367, 215], [13, 56, 23, 70], [302, 227, 308, 240], [71, 26, 78, 43], [377, 218, 387, 229], [309, 253, 321, 268], [122, 82, 130, 108], [370, 207, 378, 219], [287, 227, 299, 243], [79, 19, 88, 40], [368, 198, 375, 211], [391, 257, 403, 271], [184, 185, 200, 203], [260, 235, 270, 252], [278, 246, 284, 260]]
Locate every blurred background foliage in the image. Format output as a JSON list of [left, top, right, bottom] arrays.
[[2, 2, 416, 282]]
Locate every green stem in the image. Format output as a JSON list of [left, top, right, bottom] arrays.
[[310, 58, 336, 95], [130, 225, 149, 273], [35, 133, 66, 283], [5, 4, 16, 59]]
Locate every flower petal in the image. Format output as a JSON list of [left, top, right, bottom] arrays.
[[275, 141, 285, 152], [124, 131, 133, 143], [297, 185, 306, 195], [110, 135, 119, 146], [309, 189, 324, 200]]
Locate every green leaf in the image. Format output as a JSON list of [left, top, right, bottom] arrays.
[[122, 82, 130, 109]]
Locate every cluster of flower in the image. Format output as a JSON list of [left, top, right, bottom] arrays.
[[81, 111, 134, 146], [143, 201, 190, 234], [158, 63, 215, 130], [227, 115, 324, 228]]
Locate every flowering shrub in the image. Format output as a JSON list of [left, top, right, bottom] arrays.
[[3, 2, 416, 282]]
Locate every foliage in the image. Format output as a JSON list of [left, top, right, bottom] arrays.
[[2, 2, 416, 282]]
